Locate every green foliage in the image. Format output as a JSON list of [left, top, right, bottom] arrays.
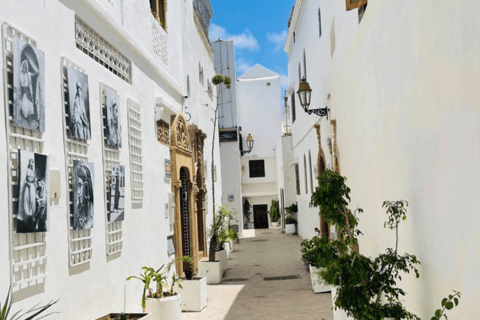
[[208, 206, 233, 256], [269, 200, 280, 222], [285, 203, 297, 224], [285, 203, 298, 214], [212, 75, 231, 89], [308, 169, 425, 319], [114, 313, 129, 320], [227, 225, 239, 242], [431, 291, 461, 320], [178, 256, 194, 280], [1, 287, 58, 320], [127, 261, 180, 311]]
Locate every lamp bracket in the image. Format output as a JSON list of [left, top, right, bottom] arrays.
[[241, 150, 252, 156], [305, 107, 330, 119]]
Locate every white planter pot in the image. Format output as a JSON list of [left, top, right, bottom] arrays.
[[215, 249, 228, 273], [331, 286, 352, 320], [309, 265, 330, 293], [174, 277, 207, 312], [145, 294, 181, 320], [197, 260, 222, 284], [285, 223, 296, 234], [224, 242, 232, 260], [271, 221, 279, 227], [228, 240, 234, 253]]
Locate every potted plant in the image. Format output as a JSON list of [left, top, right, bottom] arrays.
[[269, 199, 280, 228], [300, 236, 331, 293], [173, 256, 207, 312], [1, 288, 58, 320], [127, 263, 182, 320], [96, 312, 151, 320], [285, 203, 297, 234], [198, 206, 230, 284], [227, 224, 239, 253]]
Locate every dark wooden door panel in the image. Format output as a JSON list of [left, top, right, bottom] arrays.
[[253, 204, 269, 229]]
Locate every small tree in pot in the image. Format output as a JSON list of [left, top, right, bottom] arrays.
[[269, 199, 280, 226]]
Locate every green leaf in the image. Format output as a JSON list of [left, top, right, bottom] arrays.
[[431, 317, 438, 320], [445, 301, 454, 310], [454, 297, 458, 306], [435, 309, 442, 317], [441, 298, 448, 307]]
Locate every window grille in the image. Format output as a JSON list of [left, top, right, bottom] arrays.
[[75, 16, 132, 84], [3, 23, 48, 289], [151, 15, 168, 65], [61, 58, 93, 267], [304, 155, 308, 194], [309, 150, 314, 194], [180, 168, 191, 256], [249, 160, 265, 178], [157, 119, 169, 146], [291, 93, 296, 123], [127, 99, 144, 208], [318, 8, 322, 38], [100, 83, 123, 256]]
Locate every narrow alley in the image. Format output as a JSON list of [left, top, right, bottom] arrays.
[[183, 229, 333, 320]]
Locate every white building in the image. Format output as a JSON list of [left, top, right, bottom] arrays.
[[284, 0, 480, 318], [0, 0, 222, 319], [237, 65, 282, 230]]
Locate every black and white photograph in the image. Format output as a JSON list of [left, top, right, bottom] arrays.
[[105, 88, 122, 148], [73, 160, 94, 230], [67, 67, 91, 140], [17, 150, 49, 233], [109, 165, 125, 222], [13, 37, 45, 132]]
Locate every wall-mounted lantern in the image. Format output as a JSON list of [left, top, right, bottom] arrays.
[[241, 134, 255, 156], [297, 77, 330, 119]]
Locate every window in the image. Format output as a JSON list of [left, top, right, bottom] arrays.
[[199, 63, 204, 85], [150, 0, 166, 29], [249, 160, 265, 178], [318, 8, 322, 38], [330, 19, 336, 57], [186, 75, 190, 97], [304, 155, 308, 194], [291, 93, 296, 123], [309, 150, 314, 194], [295, 164, 301, 195]]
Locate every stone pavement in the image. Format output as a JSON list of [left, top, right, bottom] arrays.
[[182, 229, 333, 320]]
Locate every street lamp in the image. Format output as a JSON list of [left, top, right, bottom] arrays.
[[241, 134, 255, 156], [297, 77, 329, 119]]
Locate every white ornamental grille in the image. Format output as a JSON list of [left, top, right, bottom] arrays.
[[151, 17, 168, 65], [2, 23, 48, 289], [75, 16, 132, 84], [127, 99, 144, 208]]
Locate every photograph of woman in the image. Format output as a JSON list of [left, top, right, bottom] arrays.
[[106, 88, 122, 148], [17, 150, 49, 233], [109, 165, 125, 222], [67, 67, 91, 140], [13, 37, 45, 132]]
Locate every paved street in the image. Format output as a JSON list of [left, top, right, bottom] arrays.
[[183, 229, 333, 320]]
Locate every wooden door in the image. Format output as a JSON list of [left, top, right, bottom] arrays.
[[253, 205, 269, 229]]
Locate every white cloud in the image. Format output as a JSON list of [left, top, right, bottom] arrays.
[[210, 24, 259, 50], [236, 58, 254, 74], [267, 30, 288, 51]]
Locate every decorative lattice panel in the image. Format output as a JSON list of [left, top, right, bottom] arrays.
[[75, 16, 132, 84], [2, 23, 48, 289], [99, 83, 123, 256], [61, 57, 93, 267], [127, 99, 144, 208], [151, 16, 168, 65]]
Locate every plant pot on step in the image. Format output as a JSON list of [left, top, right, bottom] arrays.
[[197, 260, 222, 284], [285, 223, 296, 234], [145, 294, 181, 320], [228, 240, 234, 253], [174, 277, 207, 312], [224, 242, 232, 260], [309, 265, 330, 293], [96, 313, 151, 320], [215, 249, 229, 273], [271, 221, 279, 228]]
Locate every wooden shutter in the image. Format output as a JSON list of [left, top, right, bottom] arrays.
[[346, 0, 367, 11], [249, 160, 265, 178]]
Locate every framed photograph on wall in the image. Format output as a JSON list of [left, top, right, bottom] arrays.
[[13, 37, 45, 132], [73, 160, 94, 230], [109, 165, 125, 222], [17, 150, 49, 233], [67, 67, 91, 140], [105, 88, 121, 148], [167, 235, 175, 256]]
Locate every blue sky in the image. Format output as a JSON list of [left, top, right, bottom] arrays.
[[209, 0, 293, 90]]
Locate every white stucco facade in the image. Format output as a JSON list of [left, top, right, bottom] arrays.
[[285, 0, 480, 318], [0, 0, 222, 319]]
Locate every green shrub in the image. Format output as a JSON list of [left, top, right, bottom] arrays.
[[269, 200, 280, 222]]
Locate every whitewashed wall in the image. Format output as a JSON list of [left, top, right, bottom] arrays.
[[0, 0, 221, 319], [286, 0, 480, 318]]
